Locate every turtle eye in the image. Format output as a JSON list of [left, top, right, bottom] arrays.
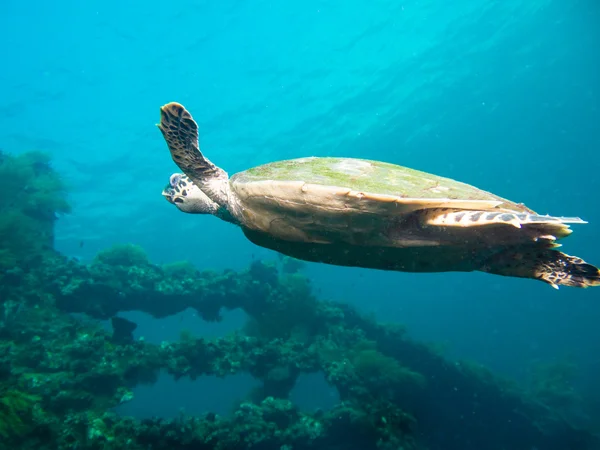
[[169, 173, 182, 188]]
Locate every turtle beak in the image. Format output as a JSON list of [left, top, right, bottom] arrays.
[[162, 185, 176, 204], [162, 173, 184, 204], [162, 185, 185, 205], [162, 173, 189, 207]]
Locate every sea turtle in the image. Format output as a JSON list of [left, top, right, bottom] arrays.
[[158, 102, 600, 289]]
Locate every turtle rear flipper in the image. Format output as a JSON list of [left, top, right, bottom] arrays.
[[158, 102, 229, 206], [482, 248, 600, 289], [424, 209, 586, 232]]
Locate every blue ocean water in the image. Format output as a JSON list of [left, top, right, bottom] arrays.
[[1, 0, 599, 430]]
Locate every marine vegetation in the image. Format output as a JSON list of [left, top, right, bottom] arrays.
[[1, 150, 599, 450], [528, 359, 582, 410], [0, 385, 42, 439], [0, 151, 69, 282]]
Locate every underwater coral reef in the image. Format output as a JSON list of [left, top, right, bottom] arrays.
[[0, 151, 598, 450]]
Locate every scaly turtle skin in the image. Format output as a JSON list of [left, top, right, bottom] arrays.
[[158, 102, 600, 289]]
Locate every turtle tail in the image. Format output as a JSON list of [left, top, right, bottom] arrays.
[[482, 247, 600, 289]]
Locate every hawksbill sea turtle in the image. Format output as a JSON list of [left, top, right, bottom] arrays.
[[158, 102, 599, 289]]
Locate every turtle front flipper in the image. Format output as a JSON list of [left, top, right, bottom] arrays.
[[158, 102, 229, 206], [482, 248, 600, 289]]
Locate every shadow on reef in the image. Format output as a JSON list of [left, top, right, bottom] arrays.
[[1, 151, 599, 450]]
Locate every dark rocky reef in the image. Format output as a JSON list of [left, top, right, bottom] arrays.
[[0, 151, 598, 450]]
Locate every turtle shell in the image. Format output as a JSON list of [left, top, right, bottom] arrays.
[[230, 157, 533, 245]]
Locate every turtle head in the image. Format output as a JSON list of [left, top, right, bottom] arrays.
[[162, 173, 220, 215]]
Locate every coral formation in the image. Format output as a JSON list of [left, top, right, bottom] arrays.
[[0, 151, 598, 450], [0, 151, 69, 290], [0, 385, 41, 439]]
